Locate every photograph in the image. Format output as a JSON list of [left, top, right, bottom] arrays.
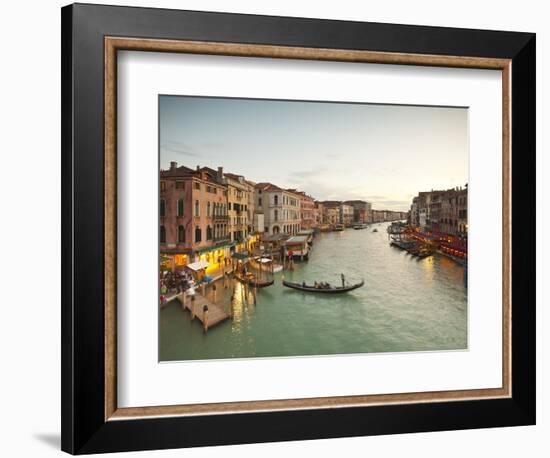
[[158, 95, 469, 362]]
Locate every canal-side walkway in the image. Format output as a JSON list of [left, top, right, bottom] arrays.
[[165, 290, 230, 332]]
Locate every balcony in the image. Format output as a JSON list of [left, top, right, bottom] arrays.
[[213, 235, 231, 243]]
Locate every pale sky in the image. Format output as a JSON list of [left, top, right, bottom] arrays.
[[159, 95, 468, 211]]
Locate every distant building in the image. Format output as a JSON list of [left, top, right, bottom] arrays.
[[340, 204, 354, 226], [288, 190, 316, 230], [319, 201, 341, 225], [410, 197, 419, 226], [410, 185, 468, 236], [344, 200, 372, 223], [255, 183, 301, 236], [313, 201, 324, 227]]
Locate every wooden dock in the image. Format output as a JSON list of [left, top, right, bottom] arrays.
[[167, 291, 230, 331]]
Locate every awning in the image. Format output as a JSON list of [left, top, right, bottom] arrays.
[[186, 260, 210, 271], [285, 235, 308, 244], [196, 242, 230, 255], [231, 252, 249, 260]]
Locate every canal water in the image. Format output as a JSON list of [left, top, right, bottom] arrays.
[[160, 222, 467, 361]]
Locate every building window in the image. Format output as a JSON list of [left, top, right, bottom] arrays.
[[177, 225, 185, 243], [160, 181, 166, 192], [194, 200, 200, 216], [177, 199, 184, 216], [175, 181, 184, 189], [207, 201, 211, 217], [228, 202, 232, 211], [160, 199, 165, 217], [207, 226, 213, 240], [160, 226, 166, 243], [274, 209, 278, 221], [259, 198, 262, 206], [195, 226, 202, 242], [194, 181, 200, 190], [274, 195, 278, 205]]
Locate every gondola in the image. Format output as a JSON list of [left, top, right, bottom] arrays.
[[235, 272, 274, 288], [282, 279, 364, 293]]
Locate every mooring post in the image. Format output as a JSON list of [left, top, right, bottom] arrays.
[[212, 284, 217, 302], [191, 295, 196, 320], [203, 305, 209, 333]]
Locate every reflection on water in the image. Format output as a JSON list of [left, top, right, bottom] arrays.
[[160, 223, 467, 361]]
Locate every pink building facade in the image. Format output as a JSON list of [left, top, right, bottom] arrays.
[[160, 163, 229, 270]]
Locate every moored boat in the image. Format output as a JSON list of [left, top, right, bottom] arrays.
[[235, 272, 274, 288], [282, 279, 364, 293], [250, 256, 283, 273]]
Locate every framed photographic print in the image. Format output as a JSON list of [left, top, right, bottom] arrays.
[[61, 3, 536, 454]]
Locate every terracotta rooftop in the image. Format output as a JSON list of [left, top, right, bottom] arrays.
[[160, 165, 195, 178], [255, 182, 283, 192], [223, 172, 244, 180], [319, 200, 342, 207]]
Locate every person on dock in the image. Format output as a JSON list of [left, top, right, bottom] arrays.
[[341, 273, 345, 288]]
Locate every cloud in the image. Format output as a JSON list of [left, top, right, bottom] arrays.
[[161, 140, 200, 158], [287, 166, 328, 181]]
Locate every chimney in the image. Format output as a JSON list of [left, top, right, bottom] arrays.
[[217, 166, 224, 182], [170, 161, 177, 171], [196, 165, 200, 171]]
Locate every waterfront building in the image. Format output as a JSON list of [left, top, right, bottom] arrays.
[[255, 182, 301, 236], [410, 197, 419, 226], [289, 190, 316, 230], [313, 201, 322, 226], [344, 200, 372, 224], [371, 209, 383, 223], [319, 201, 341, 225], [410, 186, 468, 237], [244, 179, 263, 251], [457, 186, 468, 236], [223, 171, 252, 253], [160, 162, 229, 272], [340, 204, 354, 226]]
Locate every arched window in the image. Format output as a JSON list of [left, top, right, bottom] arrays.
[[274, 209, 278, 221], [194, 200, 200, 216], [207, 225, 213, 240], [177, 198, 184, 216], [160, 226, 166, 243], [177, 225, 185, 243], [195, 226, 202, 243], [274, 195, 278, 205], [160, 199, 166, 217]]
